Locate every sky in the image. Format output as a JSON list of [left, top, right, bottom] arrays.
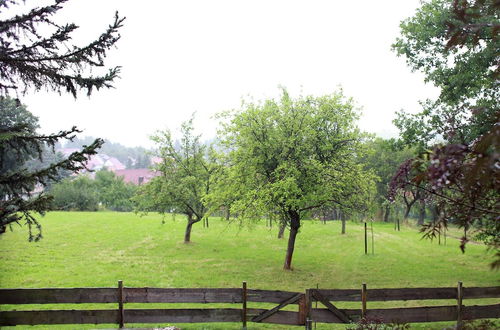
[[21, 0, 440, 148]]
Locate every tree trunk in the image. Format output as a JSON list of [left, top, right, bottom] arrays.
[[283, 210, 300, 270], [184, 221, 195, 243], [431, 204, 439, 223], [403, 206, 411, 222], [184, 213, 198, 243], [402, 190, 420, 224], [418, 200, 426, 226], [277, 222, 286, 239], [341, 218, 346, 234], [383, 205, 390, 222]]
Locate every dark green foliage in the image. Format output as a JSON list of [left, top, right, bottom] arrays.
[[50, 169, 138, 212], [50, 176, 99, 211], [391, 0, 499, 267], [0, 0, 123, 239], [0, 97, 103, 239], [0, 0, 124, 97], [360, 138, 415, 221], [94, 169, 137, 211], [393, 0, 498, 149]]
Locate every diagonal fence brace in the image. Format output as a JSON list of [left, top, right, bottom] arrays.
[[312, 290, 351, 323], [252, 293, 303, 322]]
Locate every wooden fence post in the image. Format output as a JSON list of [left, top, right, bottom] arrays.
[[118, 280, 124, 328], [361, 283, 367, 319], [298, 293, 306, 325], [303, 289, 312, 329], [242, 281, 247, 330], [457, 281, 463, 329]]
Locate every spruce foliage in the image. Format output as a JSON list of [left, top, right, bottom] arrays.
[[0, 0, 124, 238]]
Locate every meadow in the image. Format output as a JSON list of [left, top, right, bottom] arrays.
[[0, 212, 498, 329]]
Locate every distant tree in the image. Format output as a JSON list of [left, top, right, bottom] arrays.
[[361, 138, 415, 222], [391, 0, 499, 267], [94, 169, 136, 211], [211, 89, 376, 270], [0, 0, 123, 238], [134, 117, 219, 243], [50, 175, 99, 211], [23, 148, 72, 188]]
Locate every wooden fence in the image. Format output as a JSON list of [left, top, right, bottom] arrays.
[[0, 281, 498, 328]]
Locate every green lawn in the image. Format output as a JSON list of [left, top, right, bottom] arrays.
[[0, 212, 498, 329]]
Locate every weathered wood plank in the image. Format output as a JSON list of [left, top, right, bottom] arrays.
[[463, 287, 500, 299], [252, 293, 302, 322], [318, 288, 458, 301], [124, 288, 242, 303], [311, 304, 500, 323], [247, 309, 301, 325], [317, 287, 500, 302], [312, 290, 351, 323], [367, 305, 457, 323], [246, 289, 302, 304], [0, 288, 117, 304], [0, 308, 303, 326], [311, 308, 361, 323], [0, 310, 117, 326], [463, 304, 500, 320], [1, 305, 497, 326], [124, 308, 242, 323], [312, 289, 361, 301]]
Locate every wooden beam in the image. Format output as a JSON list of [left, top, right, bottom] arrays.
[[0, 310, 117, 325], [0, 288, 117, 304], [124, 308, 242, 323], [462, 286, 500, 299], [312, 290, 351, 323], [123, 288, 242, 303], [252, 293, 302, 322], [311, 304, 500, 323], [246, 289, 303, 304]]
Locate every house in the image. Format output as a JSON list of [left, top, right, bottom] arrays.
[[114, 168, 158, 185]]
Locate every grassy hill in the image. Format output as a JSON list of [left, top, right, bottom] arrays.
[[0, 212, 497, 329]]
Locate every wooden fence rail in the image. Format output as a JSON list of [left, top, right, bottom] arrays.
[[0, 282, 498, 328]]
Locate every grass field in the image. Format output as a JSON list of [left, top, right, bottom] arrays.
[[0, 211, 498, 329]]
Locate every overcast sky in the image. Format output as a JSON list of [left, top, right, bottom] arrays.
[[22, 0, 439, 148]]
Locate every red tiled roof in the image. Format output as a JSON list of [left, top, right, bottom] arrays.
[[114, 168, 158, 185]]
